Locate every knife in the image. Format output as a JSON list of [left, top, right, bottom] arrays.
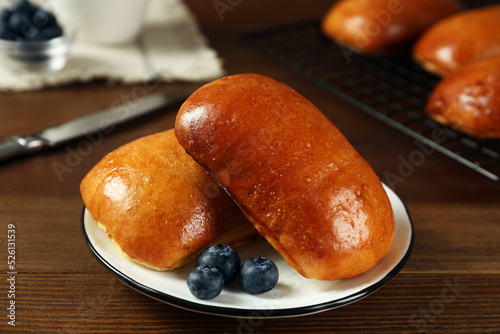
[[0, 89, 190, 162]]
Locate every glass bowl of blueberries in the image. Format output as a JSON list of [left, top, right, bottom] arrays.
[[0, 0, 73, 72]]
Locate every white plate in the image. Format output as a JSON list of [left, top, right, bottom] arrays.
[[81, 184, 413, 318]]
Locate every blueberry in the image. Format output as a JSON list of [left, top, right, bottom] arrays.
[[40, 25, 62, 40], [0, 18, 9, 39], [12, 0, 38, 14], [0, 8, 12, 20], [197, 244, 240, 285], [187, 266, 224, 300], [33, 10, 56, 28], [7, 10, 33, 38], [240, 257, 279, 294], [26, 29, 45, 41], [0, 9, 12, 39]]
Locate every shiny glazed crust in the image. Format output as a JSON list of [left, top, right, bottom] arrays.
[[427, 55, 500, 139], [321, 0, 462, 54], [414, 4, 500, 76], [80, 130, 258, 270], [175, 73, 395, 280]]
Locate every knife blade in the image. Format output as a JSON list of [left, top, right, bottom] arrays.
[[0, 89, 190, 162]]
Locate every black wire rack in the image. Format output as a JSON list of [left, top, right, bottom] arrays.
[[241, 20, 500, 183]]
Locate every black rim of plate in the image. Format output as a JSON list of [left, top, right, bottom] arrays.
[[240, 20, 500, 183], [81, 204, 414, 319]]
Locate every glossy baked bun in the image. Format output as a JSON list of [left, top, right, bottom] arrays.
[[414, 4, 500, 76], [175, 73, 395, 280], [80, 129, 258, 270], [427, 55, 500, 139], [322, 0, 463, 54]]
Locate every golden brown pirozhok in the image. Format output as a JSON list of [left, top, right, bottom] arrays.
[[175, 73, 395, 280], [427, 55, 500, 139], [80, 130, 258, 270], [414, 4, 500, 76], [322, 0, 462, 54]]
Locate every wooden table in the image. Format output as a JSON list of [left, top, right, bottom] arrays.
[[1, 1, 499, 333]]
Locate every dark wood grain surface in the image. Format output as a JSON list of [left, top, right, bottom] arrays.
[[1, 1, 499, 333]]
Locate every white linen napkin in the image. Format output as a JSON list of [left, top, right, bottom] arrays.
[[0, 0, 225, 92]]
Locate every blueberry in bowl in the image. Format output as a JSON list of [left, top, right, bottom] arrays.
[[0, 0, 72, 72]]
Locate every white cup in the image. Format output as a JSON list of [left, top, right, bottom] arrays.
[[53, 0, 150, 45]]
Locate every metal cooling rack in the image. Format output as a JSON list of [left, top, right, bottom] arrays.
[[241, 20, 500, 183]]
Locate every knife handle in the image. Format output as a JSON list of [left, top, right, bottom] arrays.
[[0, 135, 47, 162]]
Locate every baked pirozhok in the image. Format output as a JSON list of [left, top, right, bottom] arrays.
[[81, 130, 259, 270], [322, 0, 462, 54], [414, 4, 500, 76], [427, 55, 500, 139], [175, 73, 395, 280]]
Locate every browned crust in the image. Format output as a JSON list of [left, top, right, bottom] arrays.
[[413, 4, 500, 77], [175, 74, 395, 280], [322, 0, 463, 54], [427, 55, 500, 139], [80, 129, 258, 270]]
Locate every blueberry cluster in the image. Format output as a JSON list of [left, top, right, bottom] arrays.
[[187, 244, 279, 300], [0, 0, 62, 41]]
